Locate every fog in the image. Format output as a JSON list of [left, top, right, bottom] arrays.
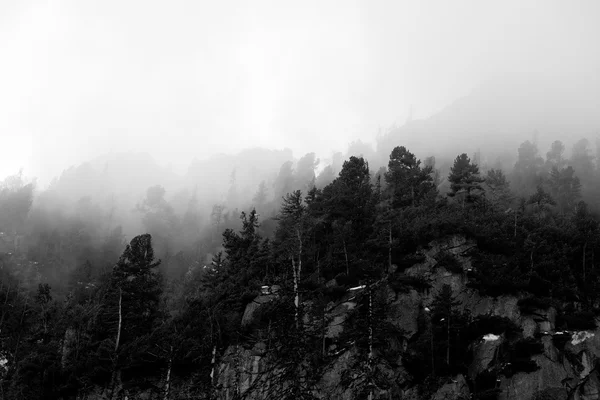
[[2, 0, 599, 184], [1, 0, 600, 288]]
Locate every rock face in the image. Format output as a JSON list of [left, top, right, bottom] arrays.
[[431, 374, 470, 400], [210, 235, 600, 400], [326, 301, 356, 338], [241, 294, 276, 327], [469, 335, 503, 379], [387, 288, 421, 339], [217, 345, 267, 400]]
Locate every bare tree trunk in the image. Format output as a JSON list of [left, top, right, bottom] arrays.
[[368, 287, 374, 400], [446, 315, 451, 366], [210, 344, 217, 386], [108, 289, 123, 400], [316, 251, 321, 284], [530, 250, 534, 272], [583, 241, 587, 283], [292, 228, 303, 330], [292, 258, 300, 330], [343, 239, 349, 276], [388, 221, 392, 271], [164, 346, 173, 400], [115, 288, 122, 353], [321, 307, 326, 357], [514, 211, 517, 238]]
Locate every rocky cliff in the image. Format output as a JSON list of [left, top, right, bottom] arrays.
[[214, 235, 600, 400]]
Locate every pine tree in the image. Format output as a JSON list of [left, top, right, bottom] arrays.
[[95, 234, 163, 397], [430, 284, 468, 374], [275, 190, 308, 329], [484, 168, 513, 210], [513, 140, 544, 194], [384, 146, 435, 208], [545, 140, 567, 171], [549, 166, 581, 215], [252, 181, 269, 210], [447, 153, 485, 208]]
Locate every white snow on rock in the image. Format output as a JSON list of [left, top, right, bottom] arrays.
[[348, 285, 366, 291], [483, 334, 500, 342]]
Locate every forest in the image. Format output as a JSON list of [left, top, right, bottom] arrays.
[[1, 135, 600, 399]]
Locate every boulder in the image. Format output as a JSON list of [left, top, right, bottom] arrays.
[[241, 294, 275, 326]]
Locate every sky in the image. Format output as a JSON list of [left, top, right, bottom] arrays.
[[1, 0, 599, 186]]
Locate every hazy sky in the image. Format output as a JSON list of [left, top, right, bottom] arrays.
[[1, 0, 599, 186]]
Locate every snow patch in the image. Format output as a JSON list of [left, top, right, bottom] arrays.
[[483, 334, 500, 342], [571, 331, 595, 345], [348, 285, 366, 291]]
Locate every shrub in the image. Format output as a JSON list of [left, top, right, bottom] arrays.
[[558, 311, 596, 331], [334, 273, 359, 288], [321, 285, 348, 302], [436, 251, 463, 273], [551, 332, 571, 350], [517, 296, 552, 314], [389, 274, 431, 294], [473, 371, 501, 400], [241, 291, 258, 305], [394, 254, 426, 271], [527, 274, 552, 297], [474, 389, 502, 400], [513, 338, 544, 357], [505, 358, 539, 376], [467, 252, 528, 297], [464, 315, 520, 341]]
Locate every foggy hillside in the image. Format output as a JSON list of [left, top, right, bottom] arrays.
[[3, 1, 600, 399], [377, 75, 600, 170]]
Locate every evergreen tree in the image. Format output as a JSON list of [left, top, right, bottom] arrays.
[[548, 166, 581, 215], [384, 146, 435, 208], [447, 153, 485, 207], [252, 180, 269, 210], [571, 138, 595, 179], [94, 234, 163, 397], [484, 168, 513, 210], [274, 190, 309, 329], [545, 140, 567, 172], [527, 186, 556, 224], [430, 284, 469, 374], [513, 140, 544, 194], [295, 153, 319, 192]]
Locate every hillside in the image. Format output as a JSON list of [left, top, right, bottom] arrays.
[[1, 143, 600, 399], [376, 76, 600, 168]]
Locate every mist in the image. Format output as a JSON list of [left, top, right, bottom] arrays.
[[5, 2, 600, 398], [1, 0, 599, 185]]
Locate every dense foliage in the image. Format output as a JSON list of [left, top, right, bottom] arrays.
[[0, 137, 600, 398]]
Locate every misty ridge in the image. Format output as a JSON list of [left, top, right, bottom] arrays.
[[0, 70, 600, 398], [5, 1, 600, 398], [3, 74, 600, 296]]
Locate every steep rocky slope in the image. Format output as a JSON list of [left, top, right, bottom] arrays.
[[216, 235, 600, 400]]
